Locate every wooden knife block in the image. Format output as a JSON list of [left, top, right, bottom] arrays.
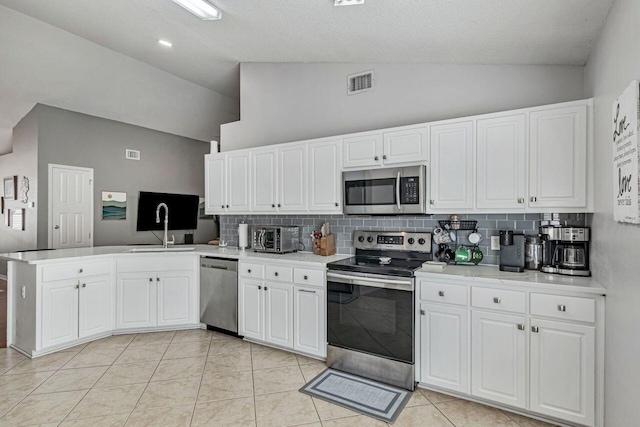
[[313, 234, 336, 256]]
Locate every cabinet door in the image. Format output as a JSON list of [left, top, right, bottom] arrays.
[[419, 303, 468, 393], [42, 280, 79, 348], [294, 286, 325, 357], [477, 115, 526, 210], [265, 282, 293, 348], [251, 148, 278, 213], [529, 105, 588, 208], [278, 144, 308, 212], [343, 134, 383, 168], [227, 151, 251, 212], [239, 279, 264, 341], [309, 140, 342, 212], [383, 128, 428, 165], [116, 273, 156, 329], [205, 154, 226, 214], [78, 275, 111, 338], [429, 121, 474, 211], [471, 311, 526, 409], [157, 271, 193, 327], [530, 319, 595, 426]]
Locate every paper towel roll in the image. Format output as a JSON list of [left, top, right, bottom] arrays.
[[238, 223, 249, 249]]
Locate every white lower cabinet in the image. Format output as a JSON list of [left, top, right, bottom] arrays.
[[419, 303, 468, 393], [417, 277, 603, 427], [471, 310, 527, 409], [42, 274, 112, 349], [530, 319, 595, 426], [264, 282, 294, 348], [157, 271, 193, 327], [294, 286, 326, 357], [239, 262, 326, 358]]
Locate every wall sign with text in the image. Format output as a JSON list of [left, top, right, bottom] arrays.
[[613, 80, 640, 224]]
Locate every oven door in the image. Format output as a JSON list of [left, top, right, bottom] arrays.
[[326, 271, 415, 364], [343, 165, 426, 215]]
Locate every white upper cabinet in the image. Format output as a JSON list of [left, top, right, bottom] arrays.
[[278, 143, 308, 212], [429, 121, 474, 211], [226, 151, 251, 212], [530, 319, 596, 427], [343, 133, 383, 168], [476, 115, 527, 210], [309, 139, 342, 212], [252, 147, 278, 213], [529, 105, 588, 209], [204, 154, 226, 214], [383, 127, 429, 165]]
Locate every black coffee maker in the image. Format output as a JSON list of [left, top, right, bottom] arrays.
[[499, 230, 525, 272]]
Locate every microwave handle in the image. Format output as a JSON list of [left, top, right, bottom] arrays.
[[396, 172, 402, 211], [260, 230, 266, 250]]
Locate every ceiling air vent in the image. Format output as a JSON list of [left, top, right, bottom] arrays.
[[347, 70, 374, 95], [125, 149, 141, 161]]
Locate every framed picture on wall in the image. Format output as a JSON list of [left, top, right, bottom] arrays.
[[3, 176, 18, 200], [102, 191, 127, 220]]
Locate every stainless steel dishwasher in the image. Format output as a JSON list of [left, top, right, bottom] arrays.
[[200, 257, 238, 334]]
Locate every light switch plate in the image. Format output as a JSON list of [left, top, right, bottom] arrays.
[[491, 236, 500, 251]]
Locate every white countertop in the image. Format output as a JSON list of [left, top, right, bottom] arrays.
[[416, 264, 606, 295], [0, 245, 351, 267]]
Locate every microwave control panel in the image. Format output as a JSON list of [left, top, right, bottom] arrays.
[[401, 177, 420, 204]]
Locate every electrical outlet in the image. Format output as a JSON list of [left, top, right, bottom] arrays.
[[491, 236, 500, 251]]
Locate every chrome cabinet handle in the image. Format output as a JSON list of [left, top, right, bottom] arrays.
[[517, 324, 525, 330], [530, 196, 538, 203], [493, 297, 501, 304], [299, 289, 316, 294], [438, 291, 445, 297], [532, 326, 539, 333], [517, 198, 524, 204], [558, 304, 567, 312]]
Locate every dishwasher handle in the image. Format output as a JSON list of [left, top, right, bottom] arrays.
[[200, 257, 238, 272], [201, 264, 228, 270]]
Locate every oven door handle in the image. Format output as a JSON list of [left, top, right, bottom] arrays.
[[396, 172, 402, 211], [327, 272, 413, 290]]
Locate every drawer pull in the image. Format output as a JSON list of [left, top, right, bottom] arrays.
[[79, 268, 84, 273], [304, 275, 308, 280], [438, 291, 445, 297], [274, 272, 279, 277], [493, 297, 501, 304], [517, 324, 525, 330], [299, 289, 316, 294], [248, 269, 252, 273], [558, 304, 567, 312], [532, 326, 539, 333]]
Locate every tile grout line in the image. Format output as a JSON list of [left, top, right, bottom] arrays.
[[298, 354, 323, 425], [188, 333, 213, 427], [250, 343, 259, 427]]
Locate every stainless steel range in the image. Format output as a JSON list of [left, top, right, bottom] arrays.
[[326, 230, 432, 390]]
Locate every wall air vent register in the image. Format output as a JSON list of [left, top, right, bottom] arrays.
[[125, 149, 141, 160], [348, 70, 374, 95]]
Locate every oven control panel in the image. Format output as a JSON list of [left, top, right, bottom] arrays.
[[354, 230, 432, 252]]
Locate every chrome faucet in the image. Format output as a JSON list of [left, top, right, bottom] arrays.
[[155, 203, 175, 248]]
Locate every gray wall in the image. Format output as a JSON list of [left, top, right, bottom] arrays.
[[220, 213, 542, 266], [222, 62, 585, 150], [0, 112, 39, 275], [583, 0, 640, 425], [34, 105, 217, 248]]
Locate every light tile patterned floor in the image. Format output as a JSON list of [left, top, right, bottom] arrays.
[[0, 330, 557, 426]]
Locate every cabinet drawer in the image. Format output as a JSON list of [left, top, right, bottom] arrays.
[[420, 281, 467, 306], [530, 293, 595, 323], [471, 287, 526, 314], [117, 256, 193, 273], [42, 260, 111, 282], [265, 265, 293, 283], [294, 268, 324, 288], [240, 262, 265, 279]]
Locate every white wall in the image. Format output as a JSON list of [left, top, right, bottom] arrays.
[[583, 0, 640, 425], [0, 5, 239, 145], [222, 62, 585, 149]]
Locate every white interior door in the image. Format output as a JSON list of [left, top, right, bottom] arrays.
[[49, 165, 93, 249]]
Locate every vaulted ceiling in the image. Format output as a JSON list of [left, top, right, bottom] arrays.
[[0, 0, 614, 100]]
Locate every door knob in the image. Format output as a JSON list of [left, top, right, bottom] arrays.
[[54, 225, 60, 230]]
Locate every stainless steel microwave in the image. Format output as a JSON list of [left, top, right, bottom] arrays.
[[343, 165, 426, 215], [252, 226, 300, 254]]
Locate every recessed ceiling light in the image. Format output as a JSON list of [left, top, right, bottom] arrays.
[[172, 0, 222, 20], [334, 0, 365, 6], [158, 39, 173, 47]]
